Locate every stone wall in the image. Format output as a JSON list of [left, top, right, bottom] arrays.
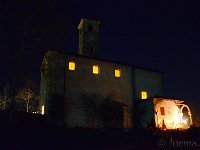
[[40, 51, 163, 128], [133, 68, 162, 100], [40, 51, 66, 125], [65, 54, 133, 128]]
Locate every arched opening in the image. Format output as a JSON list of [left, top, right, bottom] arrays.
[[180, 104, 193, 126]]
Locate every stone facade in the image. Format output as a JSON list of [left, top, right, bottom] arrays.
[[133, 68, 162, 100], [40, 51, 162, 128]]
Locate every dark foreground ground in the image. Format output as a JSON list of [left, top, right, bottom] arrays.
[[0, 127, 200, 150], [0, 111, 199, 150]]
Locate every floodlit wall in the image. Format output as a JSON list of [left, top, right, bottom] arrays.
[[154, 99, 181, 129], [154, 98, 193, 129]]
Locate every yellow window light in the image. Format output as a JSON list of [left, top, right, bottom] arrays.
[[115, 69, 121, 77], [69, 61, 75, 70], [93, 65, 99, 74], [141, 91, 148, 99]]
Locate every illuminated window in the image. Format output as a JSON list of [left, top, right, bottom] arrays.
[[93, 65, 99, 74], [115, 69, 121, 77], [141, 91, 148, 99], [41, 105, 45, 115], [68, 61, 75, 70]]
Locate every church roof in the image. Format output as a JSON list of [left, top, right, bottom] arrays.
[[45, 50, 163, 73]]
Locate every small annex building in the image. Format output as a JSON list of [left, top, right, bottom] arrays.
[[138, 97, 193, 129]]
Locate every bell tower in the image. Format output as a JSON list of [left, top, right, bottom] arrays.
[[78, 19, 100, 57]]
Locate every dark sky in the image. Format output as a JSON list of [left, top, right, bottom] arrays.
[[1, 0, 200, 114]]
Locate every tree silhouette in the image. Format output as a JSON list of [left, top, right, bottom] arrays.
[[0, 86, 10, 110], [15, 79, 39, 112]]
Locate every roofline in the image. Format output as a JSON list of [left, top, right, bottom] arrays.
[[77, 19, 100, 29], [150, 96, 186, 101], [45, 50, 163, 73]]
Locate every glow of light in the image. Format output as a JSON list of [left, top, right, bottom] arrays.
[[69, 61, 76, 70], [42, 105, 45, 115], [158, 119, 161, 125], [141, 91, 147, 99], [115, 69, 121, 77], [174, 112, 181, 124], [93, 65, 99, 74], [155, 99, 192, 130]]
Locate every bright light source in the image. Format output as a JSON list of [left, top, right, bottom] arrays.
[[115, 69, 121, 77], [69, 61, 76, 70], [154, 99, 192, 130], [183, 120, 187, 124], [93, 65, 99, 74], [141, 91, 147, 99], [42, 105, 45, 115]]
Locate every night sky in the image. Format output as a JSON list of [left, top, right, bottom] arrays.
[[1, 0, 200, 115]]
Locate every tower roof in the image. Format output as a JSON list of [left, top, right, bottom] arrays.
[[77, 19, 100, 29]]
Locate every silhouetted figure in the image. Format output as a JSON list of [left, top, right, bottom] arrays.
[[162, 120, 166, 130]]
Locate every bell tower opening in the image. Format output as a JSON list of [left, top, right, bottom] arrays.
[[78, 19, 100, 57]]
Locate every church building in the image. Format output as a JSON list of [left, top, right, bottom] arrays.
[[39, 19, 163, 128]]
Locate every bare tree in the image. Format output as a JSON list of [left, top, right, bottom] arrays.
[[0, 87, 9, 110], [15, 79, 38, 112]]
